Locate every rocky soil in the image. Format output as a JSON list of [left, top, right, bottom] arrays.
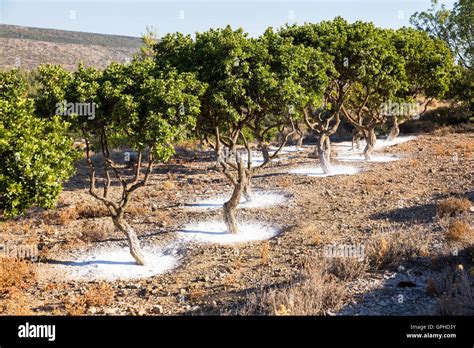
[[1, 131, 473, 315]]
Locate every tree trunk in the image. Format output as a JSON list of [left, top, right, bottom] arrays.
[[243, 178, 253, 202], [258, 140, 270, 164], [352, 129, 362, 151], [223, 176, 246, 234], [387, 117, 399, 141], [112, 216, 146, 265], [296, 132, 304, 148], [295, 124, 304, 148], [318, 134, 332, 174], [363, 128, 376, 161]]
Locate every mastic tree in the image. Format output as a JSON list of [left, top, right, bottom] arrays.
[[281, 18, 370, 173], [339, 25, 407, 160], [246, 28, 329, 169], [387, 28, 454, 140], [411, 0, 473, 110], [35, 59, 203, 265], [0, 70, 77, 217]]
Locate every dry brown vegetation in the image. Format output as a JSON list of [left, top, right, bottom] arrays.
[[446, 220, 472, 242], [62, 282, 115, 315], [0, 258, 36, 315], [0, 258, 36, 295], [366, 229, 431, 269], [238, 258, 348, 315], [437, 198, 471, 218], [437, 265, 473, 315]]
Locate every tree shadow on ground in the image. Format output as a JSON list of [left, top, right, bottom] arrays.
[[336, 246, 473, 316], [370, 203, 438, 224]]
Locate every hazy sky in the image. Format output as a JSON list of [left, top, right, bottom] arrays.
[[0, 0, 456, 37]]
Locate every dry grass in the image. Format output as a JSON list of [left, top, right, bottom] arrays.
[[326, 257, 368, 281], [0, 258, 36, 294], [260, 241, 270, 265], [63, 282, 114, 315], [162, 180, 176, 191], [437, 266, 473, 315], [63, 294, 87, 316], [1, 287, 33, 315], [446, 220, 472, 242], [437, 198, 471, 218], [237, 257, 346, 315], [79, 219, 114, 242], [433, 126, 455, 137], [75, 202, 110, 219], [366, 228, 431, 269], [84, 282, 115, 307], [126, 203, 148, 217]]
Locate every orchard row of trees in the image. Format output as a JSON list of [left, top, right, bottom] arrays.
[[1, 16, 460, 264]]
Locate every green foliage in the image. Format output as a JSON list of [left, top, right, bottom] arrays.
[[0, 70, 77, 217], [411, 0, 473, 108], [393, 28, 454, 100]]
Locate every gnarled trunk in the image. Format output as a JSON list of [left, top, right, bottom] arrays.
[[352, 129, 362, 151], [223, 175, 247, 234], [318, 133, 332, 174], [243, 179, 253, 202], [258, 140, 270, 165], [363, 127, 376, 160], [387, 117, 399, 141], [295, 123, 304, 148], [112, 215, 146, 265]]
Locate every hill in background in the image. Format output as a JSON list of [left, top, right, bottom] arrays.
[[0, 24, 143, 71]]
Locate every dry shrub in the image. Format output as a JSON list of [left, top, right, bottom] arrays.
[[63, 282, 114, 315], [260, 241, 270, 265], [0, 258, 36, 294], [84, 282, 115, 307], [437, 198, 471, 218], [366, 229, 431, 269], [433, 126, 454, 137], [2, 287, 32, 315], [162, 180, 176, 191], [48, 206, 79, 225], [238, 257, 346, 315], [79, 220, 113, 242], [426, 277, 438, 297], [437, 266, 473, 315], [1, 220, 33, 234], [432, 143, 450, 156], [126, 203, 148, 217], [63, 294, 87, 316], [446, 220, 472, 242], [76, 202, 109, 219], [151, 210, 172, 226], [188, 287, 205, 302], [326, 257, 368, 281]]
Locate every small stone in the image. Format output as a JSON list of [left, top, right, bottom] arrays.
[[152, 305, 164, 314], [88, 306, 97, 314]]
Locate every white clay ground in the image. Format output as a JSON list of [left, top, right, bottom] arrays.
[[176, 220, 281, 244], [40, 244, 180, 281], [289, 164, 361, 177], [185, 191, 287, 210], [40, 136, 416, 281]]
